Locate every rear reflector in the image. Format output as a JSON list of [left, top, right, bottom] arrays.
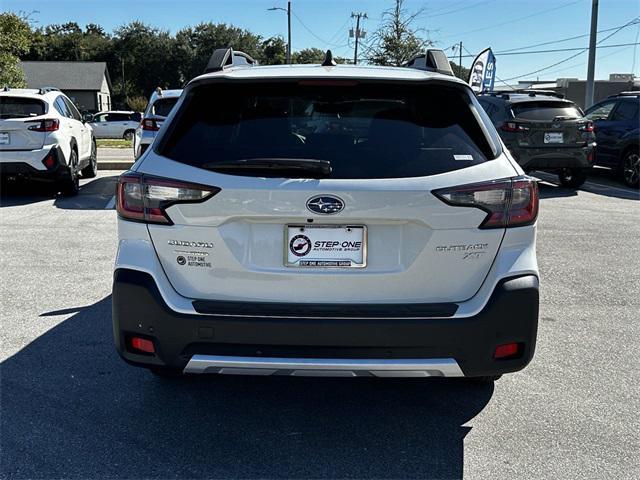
[[433, 176, 539, 229], [42, 152, 57, 169], [130, 337, 155, 354], [117, 172, 220, 225], [494, 343, 521, 359]]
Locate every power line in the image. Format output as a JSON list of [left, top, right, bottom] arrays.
[[440, 0, 585, 40], [448, 42, 640, 59], [499, 16, 640, 82], [291, 11, 349, 48], [497, 20, 640, 53], [428, 0, 496, 19]]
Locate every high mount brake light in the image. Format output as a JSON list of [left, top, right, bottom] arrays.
[[141, 118, 160, 131], [433, 176, 539, 229], [116, 172, 220, 225], [500, 122, 529, 133], [27, 118, 60, 132]]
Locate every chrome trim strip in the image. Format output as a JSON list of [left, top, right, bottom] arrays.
[[183, 355, 464, 377]]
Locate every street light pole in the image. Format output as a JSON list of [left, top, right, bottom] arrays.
[[585, 0, 599, 109], [269, 3, 292, 64], [287, 1, 291, 64]]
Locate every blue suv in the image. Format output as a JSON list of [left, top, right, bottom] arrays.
[[584, 92, 639, 188]]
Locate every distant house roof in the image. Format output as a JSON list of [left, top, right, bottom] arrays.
[[20, 61, 112, 93]]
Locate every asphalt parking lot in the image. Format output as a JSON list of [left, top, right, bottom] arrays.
[[1, 171, 638, 479]]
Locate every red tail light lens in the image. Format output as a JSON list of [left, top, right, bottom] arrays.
[[117, 172, 220, 225], [578, 121, 594, 133], [141, 118, 160, 131], [27, 118, 60, 132], [500, 122, 529, 133], [433, 176, 539, 229]]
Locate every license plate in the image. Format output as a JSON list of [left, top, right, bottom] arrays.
[[285, 225, 366, 268], [544, 132, 563, 144], [0, 132, 9, 145]]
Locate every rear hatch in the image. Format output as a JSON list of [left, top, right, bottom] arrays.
[[133, 79, 524, 304], [0, 97, 47, 151], [510, 100, 589, 148]]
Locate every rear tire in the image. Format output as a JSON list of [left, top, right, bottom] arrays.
[[123, 130, 135, 141], [60, 149, 80, 196], [81, 140, 98, 178], [620, 147, 639, 188], [558, 168, 588, 188]]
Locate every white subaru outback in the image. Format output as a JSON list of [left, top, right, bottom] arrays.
[[0, 88, 97, 195], [113, 49, 539, 382]]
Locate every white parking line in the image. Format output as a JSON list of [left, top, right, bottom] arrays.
[[105, 196, 116, 210]]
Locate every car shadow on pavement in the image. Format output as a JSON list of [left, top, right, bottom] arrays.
[[534, 171, 639, 201], [0, 176, 118, 209], [1, 296, 493, 480]]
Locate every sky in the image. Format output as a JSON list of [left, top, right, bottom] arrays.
[[3, 0, 640, 82]]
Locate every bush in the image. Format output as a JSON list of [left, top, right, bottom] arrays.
[[126, 95, 148, 112]]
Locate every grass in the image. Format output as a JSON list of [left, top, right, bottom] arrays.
[[96, 139, 132, 148]]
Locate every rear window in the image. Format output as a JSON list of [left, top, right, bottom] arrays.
[[151, 98, 179, 117], [0, 97, 45, 119], [159, 82, 497, 179], [512, 101, 582, 121]]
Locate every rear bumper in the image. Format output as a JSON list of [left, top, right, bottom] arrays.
[[112, 268, 539, 378], [508, 142, 596, 170], [0, 146, 71, 183]]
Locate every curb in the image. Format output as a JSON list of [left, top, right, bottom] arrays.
[[98, 161, 133, 170]]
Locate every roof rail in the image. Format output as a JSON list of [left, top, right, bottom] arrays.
[[482, 89, 565, 99], [204, 48, 257, 74], [37, 86, 61, 95], [608, 91, 640, 98], [404, 50, 454, 77]]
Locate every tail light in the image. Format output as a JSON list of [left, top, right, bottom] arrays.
[[116, 172, 220, 225], [27, 118, 60, 132], [500, 122, 529, 133], [578, 121, 594, 133], [433, 176, 539, 229], [141, 118, 160, 131]]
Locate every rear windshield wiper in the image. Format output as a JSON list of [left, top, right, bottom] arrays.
[[202, 158, 332, 178]]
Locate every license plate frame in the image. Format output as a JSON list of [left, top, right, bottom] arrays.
[[0, 132, 9, 145], [284, 224, 367, 268], [544, 132, 563, 144]]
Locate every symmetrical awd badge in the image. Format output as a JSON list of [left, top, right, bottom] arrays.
[[306, 195, 344, 215]]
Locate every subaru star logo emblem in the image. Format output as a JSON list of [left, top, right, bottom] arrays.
[[306, 195, 344, 215]]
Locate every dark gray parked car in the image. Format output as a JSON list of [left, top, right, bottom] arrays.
[[478, 91, 596, 188]]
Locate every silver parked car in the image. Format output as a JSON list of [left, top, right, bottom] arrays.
[[89, 110, 141, 140], [133, 88, 182, 158]]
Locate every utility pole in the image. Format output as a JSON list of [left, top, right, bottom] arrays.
[[268, 1, 292, 64], [458, 41, 463, 78], [287, 1, 291, 64], [585, 0, 599, 108], [351, 12, 367, 65]]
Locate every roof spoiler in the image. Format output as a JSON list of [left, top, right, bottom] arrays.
[[483, 89, 565, 99], [404, 50, 454, 76], [204, 48, 257, 74]]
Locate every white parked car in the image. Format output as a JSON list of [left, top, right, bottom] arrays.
[[133, 88, 182, 158], [113, 49, 540, 382], [0, 87, 96, 195], [88, 110, 141, 140]]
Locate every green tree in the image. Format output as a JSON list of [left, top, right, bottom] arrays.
[[367, 0, 432, 67], [260, 36, 287, 65], [292, 47, 325, 64], [450, 62, 470, 82], [0, 13, 32, 87]]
